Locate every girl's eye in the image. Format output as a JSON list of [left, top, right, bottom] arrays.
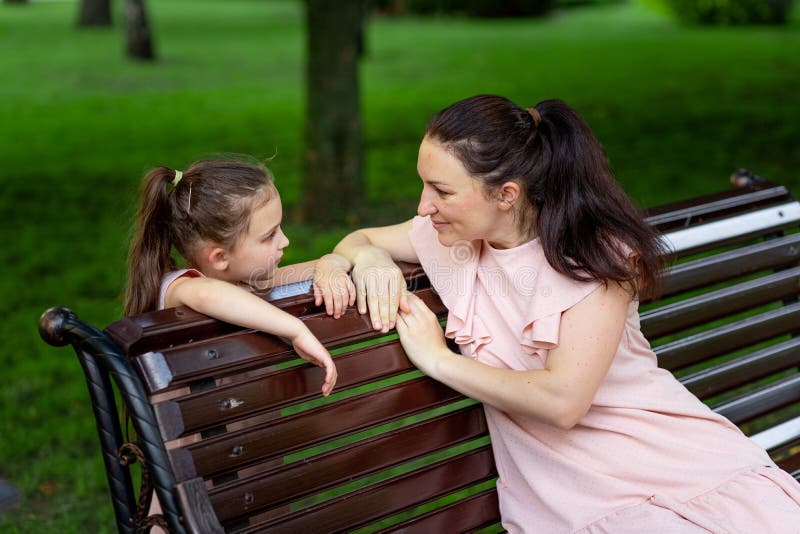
[[265, 228, 279, 241]]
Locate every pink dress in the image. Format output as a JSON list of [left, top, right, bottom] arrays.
[[408, 215, 800, 533]]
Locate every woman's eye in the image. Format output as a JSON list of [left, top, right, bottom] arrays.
[[434, 186, 450, 197]]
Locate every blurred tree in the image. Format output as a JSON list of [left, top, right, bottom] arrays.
[[77, 0, 112, 27], [3, 0, 29, 4], [302, 0, 367, 225], [124, 0, 155, 60]]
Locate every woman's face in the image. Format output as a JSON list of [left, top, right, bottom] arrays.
[[417, 137, 517, 248]]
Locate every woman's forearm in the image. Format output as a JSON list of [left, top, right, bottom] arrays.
[[426, 347, 579, 429], [332, 230, 380, 268], [396, 284, 628, 430]]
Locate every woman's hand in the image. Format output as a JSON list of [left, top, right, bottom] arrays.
[[291, 326, 338, 396], [395, 293, 452, 376], [313, 253, 356, 319], [352, 246, 410, 332]]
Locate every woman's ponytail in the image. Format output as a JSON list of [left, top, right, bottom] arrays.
[[124, 167, 178, 315], [530, 100, 665, 297]]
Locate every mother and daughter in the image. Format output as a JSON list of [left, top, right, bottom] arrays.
[[127, 95, 800, 532]]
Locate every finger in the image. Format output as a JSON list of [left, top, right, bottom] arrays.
[[330, 288, 339, 318], [322, 361, 337, 397], [356, 274, 367, 315], [395, 312, 409, 335], [331, 277, 345, 317], [348, 279, 357, 307], [315, 281, 333, 315], [410, 293, 436, 321], [366, 272, 381, 330], [388, 275, 399, 328], [313, 282, 323, 307], [334, 289, 344, 319], [325, 287, 335, 316], [378, 280, 391, 333], [405, 292, 420, 310], [399, 289, 411, 314]]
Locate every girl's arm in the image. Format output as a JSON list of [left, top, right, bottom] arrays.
[[314, 219, 418, 331], [395, 282, 630, 429], [267, 259, 319, 287], [166, 276, 337, 396]]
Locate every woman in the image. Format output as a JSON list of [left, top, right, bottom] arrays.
[[313, 95, 800, 532]]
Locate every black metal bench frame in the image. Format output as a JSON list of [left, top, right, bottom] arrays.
[[39, 170, 800, 533]]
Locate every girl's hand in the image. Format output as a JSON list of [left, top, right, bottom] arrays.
[[291, 326, 338, 396], [395, 293, 450, 376], [313, 253, 356, 319], [352, 246, 410, 332]]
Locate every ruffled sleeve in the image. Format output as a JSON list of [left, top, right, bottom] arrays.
[[519, 266, 601, 354], [480, 240, 603, 362], [408, 216, 490, 357]]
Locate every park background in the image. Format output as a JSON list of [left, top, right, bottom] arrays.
[[1, 0, 799, 530]]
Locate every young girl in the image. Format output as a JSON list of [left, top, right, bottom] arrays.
[[314, 95, 800, 532], [126, 158, 337, 396]]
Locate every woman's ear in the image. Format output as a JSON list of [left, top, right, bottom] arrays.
[[498, 181, 522, 211]]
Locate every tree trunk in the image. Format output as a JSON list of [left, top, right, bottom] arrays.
[[302, 0, 367, 225], [124, 0, 155, 60], [77, 0, 112, 27]]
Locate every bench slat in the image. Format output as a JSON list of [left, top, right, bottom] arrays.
[[241, 447, 497, 533], [749, 416, 800, 452], [382, 488, 500, 534], [654, 302, 800, 370], [156, 340, 413, 440], [772, 437, 800, 481], [660, 202, 800, 256], [714, 374, 800, 425], [208, 405, 487, 524], [645, 185, 792, 230], [680, 337, 800, 399], [642, 266, 800, 339], [659, 233, 800, 298], [174, 377, 463, 481]]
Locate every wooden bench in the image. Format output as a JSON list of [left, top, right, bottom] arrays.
[[39, 170, 800, 533]]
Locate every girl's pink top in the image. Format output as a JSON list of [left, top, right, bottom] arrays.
[[408, 215, 797, 532], [158, 268, 203, 310]]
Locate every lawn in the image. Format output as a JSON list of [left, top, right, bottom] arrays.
[[0, 0, 798, 530]]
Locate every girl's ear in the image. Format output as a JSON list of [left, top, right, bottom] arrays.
[[205, 246, 230, 273], [498, 181, 521, 211]]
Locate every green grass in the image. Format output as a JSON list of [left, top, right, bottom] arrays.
[[1, 0, 799, 530]]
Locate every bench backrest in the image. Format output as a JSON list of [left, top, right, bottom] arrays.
[[47, 178, 800, 533]]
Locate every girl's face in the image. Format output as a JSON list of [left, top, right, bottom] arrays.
[[224, 192, 289, 289], [416, 137, 521, 248]]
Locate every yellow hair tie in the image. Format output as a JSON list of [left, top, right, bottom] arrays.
[[171, 170, 183, 187]]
